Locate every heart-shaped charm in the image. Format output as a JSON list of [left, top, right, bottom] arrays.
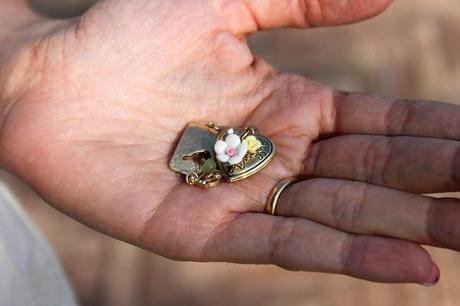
[[214, 127, 275, 182], [169, 123, 275, 188]]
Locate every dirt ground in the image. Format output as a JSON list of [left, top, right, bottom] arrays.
[[3, 1, 460, 305]]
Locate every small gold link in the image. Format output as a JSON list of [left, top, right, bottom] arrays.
[[186, 170, 222, 188], [240, 127, 256, 140], [186, 172, 199, 186], [206, 122, 221, 134]]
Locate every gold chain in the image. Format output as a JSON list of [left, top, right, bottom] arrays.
[[186, 170, 223, 188]]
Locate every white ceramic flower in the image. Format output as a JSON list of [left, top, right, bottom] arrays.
[[214, 130, 248, 165]]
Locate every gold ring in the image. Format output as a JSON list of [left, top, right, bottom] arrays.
[[265, 178, 299, 215]]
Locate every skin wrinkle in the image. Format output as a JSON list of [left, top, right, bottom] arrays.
[[328, 90, 346, 136], [283, 75, 301, 115], [250, 76, 315, 178], [328, 90, 360, 135], [296, 0, 309, 26], [329, 90, 345, 134], [303, 88, 345, 174], [0, 87, 32, 168], [234, 61, 277, 120], [136, 182, 181, 248], [349, 182, 370, 233], [316, 87, 326, 136], [297, 145, 318, 179], [242, 173, 271, 211], [71, 15, 85, 43], [148, 36, 262, 108], [375, 136, 396, 187], [331, 182, 348, 229], [306, 83, 334, 138], [332, 180, 370, 233], [426, 197, 460, 251], [280, 179, 370, 233], [233, 71, 276, 131], [305, 0, 325, 26], [338, 233, 354, 274], [0, 97, 14, 150], [452, 146, 460, 187], [3, 31, 73, 114], [239, 0, 309, 31], [0, 54, 32, 111], [199, 211, 244, 261], [283, 0, 308, 27], [268, 217, 299, 271], [384, 99, 417, 135], [237, 0, 260, 33], [311, 141, 324, 177], [362, 135, 386, 183]]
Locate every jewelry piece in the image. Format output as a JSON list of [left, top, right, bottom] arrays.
[[265, 178, 299, 215], [169, 122, 275, 188]]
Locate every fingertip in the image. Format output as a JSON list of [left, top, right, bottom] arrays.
[[391, 242, 437, 285], [400, 245, 440, 286], [342, 236, 435, 284], [422, 262, 440, 287]]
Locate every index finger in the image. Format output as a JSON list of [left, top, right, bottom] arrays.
[[328, 91, 460, 139]]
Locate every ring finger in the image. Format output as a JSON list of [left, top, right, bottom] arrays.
[[276, 178, 460, 251]]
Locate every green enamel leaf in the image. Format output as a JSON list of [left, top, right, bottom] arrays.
[[202, 159, 217, 174]]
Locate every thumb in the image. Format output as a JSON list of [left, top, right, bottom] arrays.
[[220, 0, 393, 34]]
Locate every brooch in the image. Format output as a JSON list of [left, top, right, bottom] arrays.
[[169, 123, 275, 188]]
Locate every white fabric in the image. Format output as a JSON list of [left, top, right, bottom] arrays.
[[0, 181, 77, 306]]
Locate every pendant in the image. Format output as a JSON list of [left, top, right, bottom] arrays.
[[169, 123, 275, 188]]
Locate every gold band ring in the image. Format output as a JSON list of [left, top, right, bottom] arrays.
[[265, 178, 299, 215]]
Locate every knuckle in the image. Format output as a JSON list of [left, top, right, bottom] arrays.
[[268, 218, 299, 270], [302, 0, 325, 26], [339, 234, 359, 274], [332, 181, 368, 232], [362, 136, 394, 186], [452, 146, 460, 188], [427, 198, 460, 250], [384, 99, 417, 135]]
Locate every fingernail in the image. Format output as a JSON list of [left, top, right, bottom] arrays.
[[422, 263, 440, 287]]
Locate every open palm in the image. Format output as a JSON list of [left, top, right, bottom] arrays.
[[1, 0, 460, 284]]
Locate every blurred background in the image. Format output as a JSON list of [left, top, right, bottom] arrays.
[[2, 0, 460, 305]]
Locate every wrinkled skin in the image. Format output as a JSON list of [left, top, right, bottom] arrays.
[[1, 0, 460, 284]]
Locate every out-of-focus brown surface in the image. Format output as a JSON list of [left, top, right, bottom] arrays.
[[3, 1, 460, 305]]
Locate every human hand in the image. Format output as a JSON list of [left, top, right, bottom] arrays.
[[1, 0, 459, 285]]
